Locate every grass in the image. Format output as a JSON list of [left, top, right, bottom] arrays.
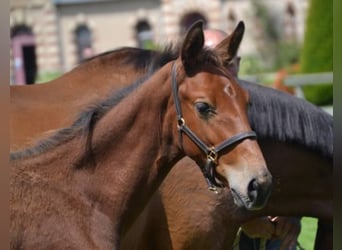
[[297, 217, 318, 250]]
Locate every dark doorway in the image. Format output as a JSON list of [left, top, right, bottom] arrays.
[[11, 25, 37, 85], [22, 45, 37, 84]]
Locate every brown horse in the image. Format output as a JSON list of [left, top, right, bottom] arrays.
[[121, 80, 333, 250], [10, 21, 272, 249], [10, 22, 332, 248]]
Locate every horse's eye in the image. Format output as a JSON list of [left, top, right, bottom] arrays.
[[195, 102, 214, 117]]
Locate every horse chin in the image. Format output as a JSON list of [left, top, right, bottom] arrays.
[[230, 188, 246, 208], [230, 188, 263, 211]]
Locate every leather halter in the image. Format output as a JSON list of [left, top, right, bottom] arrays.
[[171, 63, 257, 193]]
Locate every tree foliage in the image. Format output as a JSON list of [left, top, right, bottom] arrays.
[[249, 0, 301, 72], [300, 0, 333, 105]]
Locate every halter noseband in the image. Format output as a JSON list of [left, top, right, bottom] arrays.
[[171, 63, 257, 193]]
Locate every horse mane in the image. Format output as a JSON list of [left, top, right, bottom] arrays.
[[239, 79, 333, 159], [81, 47, 158, 71], [80, 44, 220, 77], [10, 44, 221, 164]]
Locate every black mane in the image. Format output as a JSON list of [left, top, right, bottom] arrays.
[[240, 79, 333, 159], [80, 47, 156, 70]]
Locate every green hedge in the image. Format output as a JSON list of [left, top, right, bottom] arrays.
[[36, 71, 62, 83], [300, 0, 333, 105]]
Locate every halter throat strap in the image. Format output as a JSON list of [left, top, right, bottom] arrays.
[[171, 62, 257, 192]]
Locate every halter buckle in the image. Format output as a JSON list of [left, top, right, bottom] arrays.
[[207, 148, 218, 164]]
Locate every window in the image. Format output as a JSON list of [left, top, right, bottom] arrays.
[[75, 24, 93, 62]]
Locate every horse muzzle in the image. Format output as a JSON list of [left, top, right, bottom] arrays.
[[230, 170, 273, 210]]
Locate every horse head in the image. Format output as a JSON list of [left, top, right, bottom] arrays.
[[169, 21, 272, 210]]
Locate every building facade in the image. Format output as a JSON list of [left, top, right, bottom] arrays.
[[10, 0, 309, 84]]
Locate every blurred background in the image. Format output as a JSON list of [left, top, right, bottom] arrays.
[[10, 0, 308, 80], [9, 0, 332, 108]]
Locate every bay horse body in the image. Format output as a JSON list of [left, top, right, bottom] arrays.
[[10, 23, 332, 248], [10, 22, 271, 249]]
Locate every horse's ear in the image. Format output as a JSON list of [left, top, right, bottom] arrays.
[[181, 21, 205, 73], [214, 21, 245, 64]]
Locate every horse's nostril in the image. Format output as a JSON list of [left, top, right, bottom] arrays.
[[248, 178, 258, 192], [247, 178, 258, 202]]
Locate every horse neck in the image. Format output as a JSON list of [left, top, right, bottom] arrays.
[[75, 62, 183, 235], [13, 61, 182, 238]]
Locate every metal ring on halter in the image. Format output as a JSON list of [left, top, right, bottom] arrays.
[[177, 118, 185, 129]]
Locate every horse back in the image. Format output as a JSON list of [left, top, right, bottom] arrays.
[[10, 48, 148, 151]]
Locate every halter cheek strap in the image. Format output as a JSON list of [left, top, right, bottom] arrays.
[[171, 63, 257, 193]]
